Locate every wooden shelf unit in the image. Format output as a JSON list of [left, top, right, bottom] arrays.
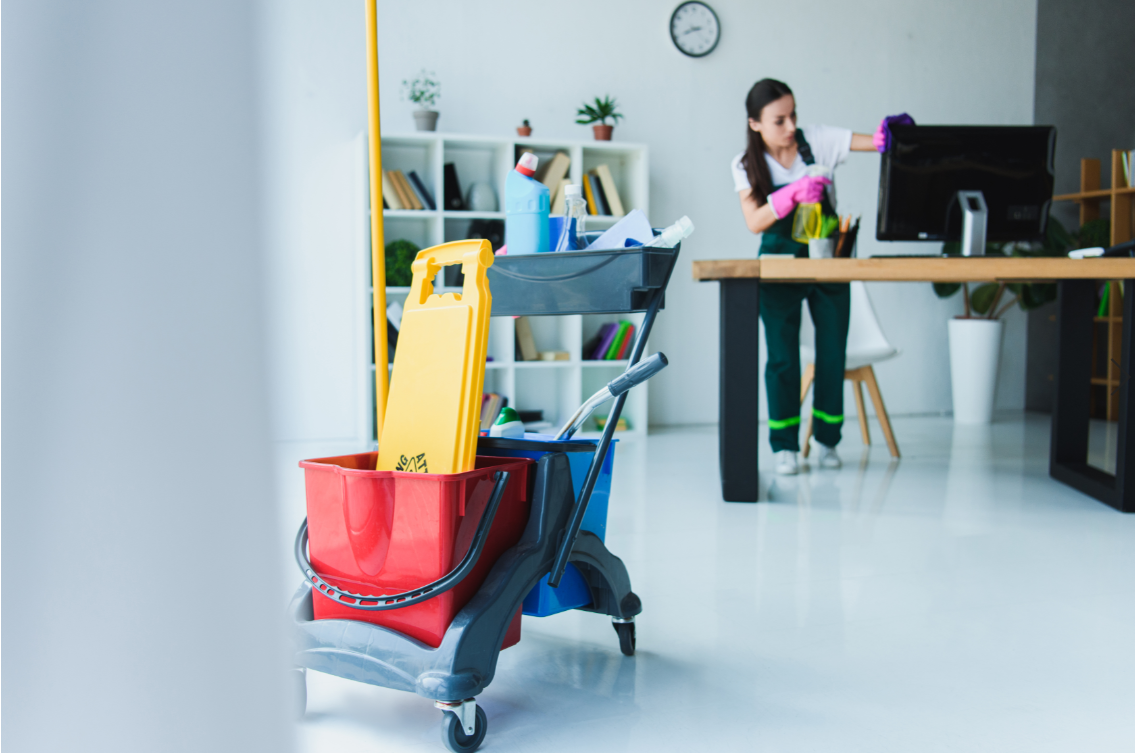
[[1053, 149, 1134, 422]]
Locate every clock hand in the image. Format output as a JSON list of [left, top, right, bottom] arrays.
[[682, 26, 702, 34]]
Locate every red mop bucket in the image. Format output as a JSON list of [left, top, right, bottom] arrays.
[[299, 451, 533, 648]]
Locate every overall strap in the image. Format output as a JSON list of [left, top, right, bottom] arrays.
[[795, 129, 815, 166]]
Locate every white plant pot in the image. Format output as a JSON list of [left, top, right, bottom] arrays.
[[412, 110, 438, 131], [948, 317, 1003, 424]]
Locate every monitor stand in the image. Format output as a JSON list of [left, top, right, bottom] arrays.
[[958, 190, 988, 256]]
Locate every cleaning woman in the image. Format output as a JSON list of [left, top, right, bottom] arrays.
[[731, 77, 908, 475]]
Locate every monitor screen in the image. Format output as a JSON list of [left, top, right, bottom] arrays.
[[876, 125, 1056, 243]]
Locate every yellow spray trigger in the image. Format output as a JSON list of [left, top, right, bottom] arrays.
[[377, 239, 494, 474]]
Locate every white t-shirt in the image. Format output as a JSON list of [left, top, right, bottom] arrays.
[[731, 124, 852, 208]]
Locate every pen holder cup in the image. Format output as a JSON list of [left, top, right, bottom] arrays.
[[808, 237, 835, 259]]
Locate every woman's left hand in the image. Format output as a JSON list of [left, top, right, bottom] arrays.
[[873, 113, 916, 152]]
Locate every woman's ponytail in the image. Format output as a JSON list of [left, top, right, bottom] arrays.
[[742, 78, 793, 206]]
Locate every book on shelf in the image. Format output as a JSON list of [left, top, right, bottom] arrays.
[[537, 151, 571, 192], [604, 321, 631, 360], [592, 164, 626, 216], [582, 325, 607, 360], [514, 316, 539, 361], [588, 322, 619, 359], [615, 324, 635, 360], [381, 171, 404, 210], [581, 173, 599, 215], [385, 170, 413, 209], [590, 172, 611, 215], [444, 163, 465, 211], [480, 393, 507, 431], [394, 171, 423, 210], [549, 178, 571, 215], [407, 170, 436, 210], [594, 415, 629, 432], [385, 300, 403, 363]]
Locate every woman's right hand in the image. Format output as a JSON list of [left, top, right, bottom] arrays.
[[768, 175, 831, 219]]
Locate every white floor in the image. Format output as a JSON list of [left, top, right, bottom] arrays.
[[293, 414, 1135, 752]]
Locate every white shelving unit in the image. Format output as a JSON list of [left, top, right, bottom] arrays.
[[373, 132, 651, 443]]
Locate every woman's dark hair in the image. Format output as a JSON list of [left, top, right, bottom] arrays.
[[742, 78, 794, 205]]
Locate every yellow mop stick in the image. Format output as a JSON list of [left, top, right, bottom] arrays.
[[365, 0, 389, 435]]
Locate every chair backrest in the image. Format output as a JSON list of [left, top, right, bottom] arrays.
[[800, 281, 896, 362]]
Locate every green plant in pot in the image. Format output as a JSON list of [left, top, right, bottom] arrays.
[[402, 70, 440, 131], [576, 95, 623, 141], [934, 218, 1076, 423]]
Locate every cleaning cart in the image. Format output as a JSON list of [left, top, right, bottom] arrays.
[[289, 233, 680, 751]]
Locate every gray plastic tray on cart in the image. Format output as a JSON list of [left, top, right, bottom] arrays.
[[487, 242, 680, 317]]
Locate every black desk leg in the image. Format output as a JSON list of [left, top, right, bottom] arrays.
[[1050, 278, 1135, 512], [719, 279, 761, 502]]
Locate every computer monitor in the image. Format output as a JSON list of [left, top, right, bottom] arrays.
[[876, 125, 1056, 246]]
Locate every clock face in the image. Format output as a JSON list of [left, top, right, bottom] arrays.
[[670, 2, 720, 58]]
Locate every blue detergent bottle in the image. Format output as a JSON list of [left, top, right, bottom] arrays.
[[505, 152, 550, 254]]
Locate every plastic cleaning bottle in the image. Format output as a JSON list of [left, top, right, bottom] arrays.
[[505, 153, 550, 255], [489, 406, 525, 438], [791, 165, 833, 243], [643, 215, 695, 248], [554, 184, 588, 252]]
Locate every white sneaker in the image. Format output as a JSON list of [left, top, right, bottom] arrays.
[[775, 450, 798, 475], [816, 442, 842, 469]]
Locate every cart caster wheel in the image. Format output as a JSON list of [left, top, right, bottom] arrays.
[[613, 620, 636, 656], [441, 705, 487, 752], [293, 669, 307, 719]]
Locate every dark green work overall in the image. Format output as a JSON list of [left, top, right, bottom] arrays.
[[759, 131, 850, 452]]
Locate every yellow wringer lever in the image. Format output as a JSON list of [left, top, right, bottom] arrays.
[[376, 241, 495, 475]]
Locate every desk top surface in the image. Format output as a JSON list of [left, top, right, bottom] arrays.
[[692, 257, 1135, 283]]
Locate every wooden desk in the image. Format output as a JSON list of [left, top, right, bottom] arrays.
[[693, 257, 1135, 512]]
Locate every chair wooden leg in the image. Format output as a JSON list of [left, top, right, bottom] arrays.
[[800, 362, 815, 457], [850, 372, 871, 446], [800, 362, 815, 404], [862, 365, 900, 458]]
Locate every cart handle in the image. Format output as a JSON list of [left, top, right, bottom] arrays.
[[294, 470, 511, 611]]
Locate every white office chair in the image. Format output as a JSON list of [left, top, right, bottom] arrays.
[[799, 280, 901, 457]]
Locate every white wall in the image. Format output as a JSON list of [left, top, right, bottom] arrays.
[[264, 0, 1038, 434], [3, 2, 292, 750]]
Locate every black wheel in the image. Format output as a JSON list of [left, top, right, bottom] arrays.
[[441, 705, 487, 752], [614, 621, 636, 656], [293, 669, 307, 719]]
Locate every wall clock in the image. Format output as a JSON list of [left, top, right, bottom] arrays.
[[670, 2, 720, 58]]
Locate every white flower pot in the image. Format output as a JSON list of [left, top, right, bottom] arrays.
[[948, 317, 1003, 424], [413, 110, 438, 131]]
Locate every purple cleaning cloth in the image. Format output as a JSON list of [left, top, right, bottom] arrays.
[[879, 113, 916, 152]]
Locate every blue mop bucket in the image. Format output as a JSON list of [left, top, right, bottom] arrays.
[[476, 433, 616, 616]]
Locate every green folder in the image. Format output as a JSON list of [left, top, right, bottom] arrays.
[[605, 321, 631, 360]]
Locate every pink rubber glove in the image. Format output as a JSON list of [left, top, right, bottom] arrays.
[[768, 175, 832, 219], [873, 113, 915, 152]]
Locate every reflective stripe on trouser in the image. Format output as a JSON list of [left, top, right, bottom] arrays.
[[759, 281, 850, 452]]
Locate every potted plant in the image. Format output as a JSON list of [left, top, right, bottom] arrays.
[[933, 218, 1075, 423], [576, 96, 623, 140], [402, 70, 440, 131], [517, 119, 532, 137]]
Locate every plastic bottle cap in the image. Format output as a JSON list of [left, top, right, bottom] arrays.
[[565, 184, 583, 197], [516, 153, 539, 177], [494, 406, 520, 425]]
